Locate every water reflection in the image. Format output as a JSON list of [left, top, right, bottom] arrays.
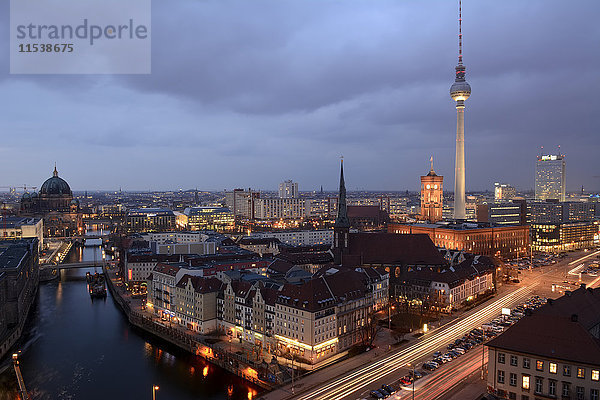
[[0, 243, 262, 400]]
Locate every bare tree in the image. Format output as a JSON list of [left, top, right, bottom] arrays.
[[360, 310, 383, 348]]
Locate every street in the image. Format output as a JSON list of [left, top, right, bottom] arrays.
[[266, 249, 600, 400]]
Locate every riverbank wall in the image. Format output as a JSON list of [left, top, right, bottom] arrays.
[[103, 265, 275, 390]]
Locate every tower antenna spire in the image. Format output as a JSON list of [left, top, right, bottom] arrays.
[[458, 0, 463, 65]]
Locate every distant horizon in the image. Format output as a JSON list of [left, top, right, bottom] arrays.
[[0, 1, 597, 192]]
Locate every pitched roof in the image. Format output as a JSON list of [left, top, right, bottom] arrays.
[[345, 233, 446, 266], [276, 251, 333, 265], [176, 275, 223, 293], [153, 262, 181, 276], [487, 286, 600, 366]]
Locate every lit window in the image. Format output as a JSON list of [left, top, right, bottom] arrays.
[[522, 375, 530, 390], [592, 370, 600, 381], [577, 368, 585, 379], [536, 360, 544, 371], [550, 362, 557, 374]]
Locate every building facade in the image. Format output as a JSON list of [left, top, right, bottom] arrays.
[[0, 217, 44, 250], [126, 208, 176, 232], [183, 207, 235, 232], [494, 183, 517, 201], [0, 239, 39, 359], [420, 166, 444, 223], [535, 153, 566, 202], [531, 221, 597, 253], [279, 180, 298, 199], [487, 286, 600, 400], [389, 222, 530, 259]]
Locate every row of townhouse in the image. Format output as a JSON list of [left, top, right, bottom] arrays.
[[147, 262, 388, 363]]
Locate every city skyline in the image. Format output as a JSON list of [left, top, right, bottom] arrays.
[[1, 1, 598, 192]]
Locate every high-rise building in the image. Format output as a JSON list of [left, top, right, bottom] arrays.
[[278, 180, 298, 199], [450, 1, 471, 220], [420, 158, 444, 222], [224, 189, 260, 219], [535, 153, 566, 202], [494, 183, 516, 201]]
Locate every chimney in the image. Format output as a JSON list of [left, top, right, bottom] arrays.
[[571, 314, 578, 322]]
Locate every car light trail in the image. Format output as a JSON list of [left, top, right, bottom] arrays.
[[295, 285, 533, 400], [568, 250, 600, 266]]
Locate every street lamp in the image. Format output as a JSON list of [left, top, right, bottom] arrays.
[[152, 385, 159, 400]]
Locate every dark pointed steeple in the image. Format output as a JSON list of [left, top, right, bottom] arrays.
[[335, 159, 350, 228], [53, 162, 58, 177], [333, 158, 350, 265]]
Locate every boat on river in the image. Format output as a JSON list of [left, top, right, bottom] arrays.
[[86, 272, 107, 298]]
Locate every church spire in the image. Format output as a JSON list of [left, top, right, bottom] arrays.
[[53, 162, 58, 177], [335, 158, 350, 228]]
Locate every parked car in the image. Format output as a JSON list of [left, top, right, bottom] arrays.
[[370, 390, 384, 399], [382, 384, 395, 394]]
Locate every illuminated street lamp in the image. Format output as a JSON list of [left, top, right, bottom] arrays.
[[152, 385, 159, 400]]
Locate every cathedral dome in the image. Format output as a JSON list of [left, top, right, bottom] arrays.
[[40, 166, 72, 196]]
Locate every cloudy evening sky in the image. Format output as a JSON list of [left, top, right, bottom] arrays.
[[0, 0, 598, 192]]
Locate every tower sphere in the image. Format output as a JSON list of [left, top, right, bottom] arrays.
[[450, 80, 471, 101]]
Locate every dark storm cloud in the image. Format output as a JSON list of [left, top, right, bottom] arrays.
[[0, 0, 598, 191]]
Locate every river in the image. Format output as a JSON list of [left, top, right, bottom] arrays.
[[0, 233, 261, 400]]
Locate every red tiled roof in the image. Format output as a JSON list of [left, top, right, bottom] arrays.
[[346, 233, 446, 266], [153, 262, 181, 276]]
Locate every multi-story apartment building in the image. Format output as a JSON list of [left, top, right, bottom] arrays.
[[215, 269, 387, 363], [173, 275, 222, 333], [225, 189, 260, 219], [253, 198, 306, 220], [250, 230, 333, 246], [279, 180, 298, 199], [487, 285, 600, 400]]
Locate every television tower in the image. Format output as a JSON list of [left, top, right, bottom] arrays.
[[450, 0, 471, 220]]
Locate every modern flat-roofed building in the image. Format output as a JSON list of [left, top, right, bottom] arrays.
[[0, 239, 39, 359], [535, 153, 566, 202], [126, 208, 176, 232], [0, 217, 44, 250], [251, 230, 333, 246], [486, 285, 600, 400], [225, 189, 260, 219], [278, 180, 298, 199], [494, 183, 517, 201], [531, 221, 597, 253], [477, 202, 526, 226], [529, 201, 596, 224], [183, 206, 234, 232]]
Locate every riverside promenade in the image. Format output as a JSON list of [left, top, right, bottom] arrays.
[[102, 264, 275, 390]]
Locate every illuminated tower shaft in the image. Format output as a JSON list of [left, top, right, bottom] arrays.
[[454, 100, 466, 219], [450, 0, 470, 220]]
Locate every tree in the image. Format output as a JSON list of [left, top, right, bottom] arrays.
[[360, 310, 383, 348]]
